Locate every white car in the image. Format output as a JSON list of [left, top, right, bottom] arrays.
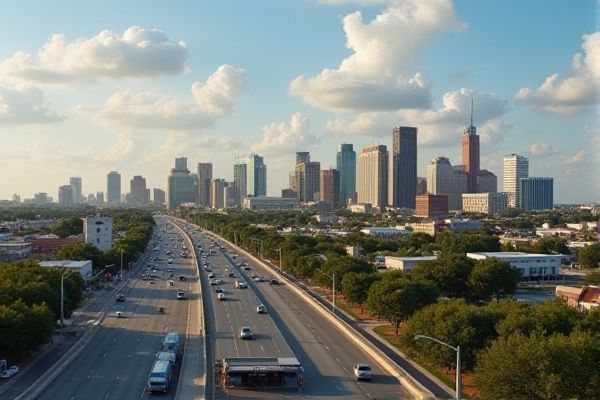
[[217, 293, 226, 301], [235, 281, 247, 289], [176, 291, 186, 300], [1, 366, 19, 379], [256, 304, 267, 314], [354, 364, 372, 381]]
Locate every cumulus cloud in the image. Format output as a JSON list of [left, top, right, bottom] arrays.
[[515, 32, 600, 115], [0, 84, 63, 125], [290, 0, 464, 112], [326, 88, 509, 147], [250, 113, 320, 156], [564, 150, 591, 175], [529, 143, 559, 157], [93, 65, 246, 130], [0, 26, 188, 83]]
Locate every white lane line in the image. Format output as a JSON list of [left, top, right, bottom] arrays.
[[104, 392, 110, 399]]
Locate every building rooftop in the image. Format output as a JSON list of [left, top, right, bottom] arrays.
[[468, 252, 556, 258], [39, 260, 91, 268], [385, 256, 438, 261]]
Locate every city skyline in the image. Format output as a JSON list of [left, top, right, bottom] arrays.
[[0, 1, 597, 203]]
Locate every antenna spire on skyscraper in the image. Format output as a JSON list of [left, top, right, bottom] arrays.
[[470, 95, 474, 128]]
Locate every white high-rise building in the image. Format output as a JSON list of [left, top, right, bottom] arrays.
[[427, 157, 468, 211], [83, 215, 113, 251], [357, 145, 388, 211], [503, 154, 529, 208]]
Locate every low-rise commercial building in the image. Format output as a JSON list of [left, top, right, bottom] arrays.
[[39, 260, 93, 279], [242, 197, 299, 211], [0, 242, 32, 262], [467, 251, 561, 280], [360, 227, 411, 238], [462, 192, 507, 215], [384, 256, 438, 272]]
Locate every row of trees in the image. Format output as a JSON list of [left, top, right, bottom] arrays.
[[401, 298, 600, 399], [0, 260, 85, 357]]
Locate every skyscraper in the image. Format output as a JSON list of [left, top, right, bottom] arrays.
[[130, 175, 149, 205], [390, 126, 417, 209], [233, 163, 247, 207], [461, 98, 480, 193], [357, 145, 388, 211], [197, 163, 213, 207], [503, 154, 529, 207], [519, 177, 553, 210], [153, 188, 166, 205], [167, 157, 198, 210], [427, 157, 468, 211], [247, 154, 267, 197], [96, 191, 104, 204], [107, 171, 121, 204], [211, 179, 228, 209], [70, 177, 82, 204], [58, 185, 73, 207], [477, 170, 498, 193], [337, 144, 356, 206], [320, 168, 340, 209], [295, 153, 320, 202]]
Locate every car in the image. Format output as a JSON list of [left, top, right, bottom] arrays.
[[243, 266, 251, 271], [116, 311, 124, 318], [1, 366, 19, 379], [256, 304, 267, 314], [228, 271, 236, 277], [168, 259, 173, 264], [252, 276, 263, 282], [179, 275, 186, 281], [168, 280, 175, 287], [251, 273, 257, 279], [209, 279, 219, 286], [239, 326, 253, 339], [235, 281, 247, 289], [149, 280, 155, 285], [214, 287, 225, 293], [217, 293, 226, 301], [176, 291, 186, 300], [115, 294, 126, 302], [353, 364, 372, 381], [158, 307, 165, 314], [270, 279, 279, 285], [208, 273, 216, 279]]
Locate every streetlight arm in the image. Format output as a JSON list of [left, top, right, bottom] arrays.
[[415, 335, 458, 352]]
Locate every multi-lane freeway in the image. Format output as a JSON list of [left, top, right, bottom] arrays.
[[39, 218, 196, 400], [178, 219, 409, 399]]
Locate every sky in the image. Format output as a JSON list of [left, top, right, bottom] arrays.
[[0, 0, 598, 204]]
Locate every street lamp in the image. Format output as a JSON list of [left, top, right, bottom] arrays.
[[415, 334, 461, 400], [316, 269, 336, 314], [120, 249, 125, 279], [274, 248, 283, 274]]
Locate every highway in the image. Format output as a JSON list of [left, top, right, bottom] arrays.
[[177, 220, 409, 400], [39, 219, 197, 400]]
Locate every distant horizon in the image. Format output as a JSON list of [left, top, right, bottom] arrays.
[[0, 1, 597, 203]]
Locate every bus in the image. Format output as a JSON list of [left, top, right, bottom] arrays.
[[161, 331, 180, 354], [147, 359, 173, 392]]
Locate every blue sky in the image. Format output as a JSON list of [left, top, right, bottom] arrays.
[[0, 0, 597, 203]]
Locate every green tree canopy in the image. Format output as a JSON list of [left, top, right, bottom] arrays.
[[579, 244, 600, 269], [51, 216, 83, 238], [468, 258, 520, 301], [475, 332, 600, 400], [410, 253, 474, 298]]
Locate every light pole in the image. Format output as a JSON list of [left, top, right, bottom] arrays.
[[250, 238, 263, 259], [316, 269, 336, 314], [275, 248, 283, 273], [120, 249, 125, 279], [415, 334, 461, 400]]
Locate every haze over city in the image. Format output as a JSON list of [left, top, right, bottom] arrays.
[[0, 0, 597, 203]]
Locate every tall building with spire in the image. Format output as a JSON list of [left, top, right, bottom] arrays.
[[461, 97, 480, 193]]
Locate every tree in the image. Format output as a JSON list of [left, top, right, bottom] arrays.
[[57, 243, 105, 269], [579, 244, 600, 269], [584, 269, 600, 285], [468, 258, 520, 302], [341, 272, 380, 313], [475, 332, 600, 400], [410, 253, 474, 298], [533, 237, 570, 255], [366, 278, 439, 335], [51, 216, 83, 238]]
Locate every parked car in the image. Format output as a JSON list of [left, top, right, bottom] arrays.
[[239, 326, 253, 340], [256, 304, 267, 314], [353, 364, 372, 381], [1, 366, 19, 379]]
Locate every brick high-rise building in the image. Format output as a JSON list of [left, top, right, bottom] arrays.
[[461, 98, 480, 193], [415, 194, 448, 218], [320, 168, 340, 209]]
